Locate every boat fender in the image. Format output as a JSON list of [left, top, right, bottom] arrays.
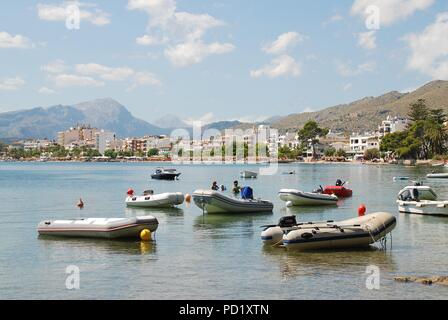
[[301, 232, 313, 239]]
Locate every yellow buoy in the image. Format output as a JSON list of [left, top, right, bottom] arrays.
[[185, 194, 192, 203], [140, 229, 151, 241]]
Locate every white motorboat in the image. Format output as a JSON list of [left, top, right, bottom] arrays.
[[427, 173, 448, 179], [37, 216, 159, 239], [192, 189, 273, 213], [126, 191, 184, 208], [261, 212, 396, 250], [279, 189, 338, 206], [240, 170, 258, 179], [397, 184, 448, 216]]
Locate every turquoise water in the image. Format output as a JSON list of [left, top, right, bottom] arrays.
[[0, 162, 447, 299]]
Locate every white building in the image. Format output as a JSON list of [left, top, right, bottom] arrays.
[[378, 116, 409, 137], [350, 134, 380, 155], [95, 130, 115, 154]]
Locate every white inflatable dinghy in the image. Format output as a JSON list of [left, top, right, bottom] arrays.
[[37, 216, 159, 239], [427, 173, 448, 179], [192, 189, 273, 213], [261, 212, 396, 250], [126, 192, 184, 208], [279, 189, 338, 206]]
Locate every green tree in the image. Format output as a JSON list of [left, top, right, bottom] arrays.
[[324, 147, 336, 157], [147, 148, 159, 157], [297, 121, 329, 159], [408, 99, 429, 121], [364, 148, 380, 161], [104, 149, 117, 159], [335, 148, 346, 158]]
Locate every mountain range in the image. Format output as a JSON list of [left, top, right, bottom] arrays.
[[1, 80, 447, 140], [270, 80, 448, 133]]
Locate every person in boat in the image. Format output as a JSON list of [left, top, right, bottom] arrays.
[[335, 179, 343, 186], [220, 185, 227, 191], [232, 180, 241, 195], [211, 181, 219, 191]]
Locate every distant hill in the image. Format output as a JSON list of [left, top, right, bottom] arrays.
[[271, 80, 448, 133], [0, 98, 167, 139], [153, 114, 188, 129]]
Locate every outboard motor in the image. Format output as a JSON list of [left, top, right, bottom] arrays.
[[278, 215, 297, 228]]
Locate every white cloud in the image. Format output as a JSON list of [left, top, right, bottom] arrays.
[[75, 63, 135, 81], [251, 55, 301, 79], [128, 0, 234, 66], [52, 74, 105, 88], [165, 41, 234, 67], [38, 86, 56, 94], [0, 77, 26, 91], [351, 0, 434, 26], [357, 31, 377, 50], [41, 59, 67, 74], [337, 61, 376, 76], [42, 61, 161, 89], [37, 2, 111, 26], [405, 12, 448, 80], [136, 34, 168, 46], [343, 83, 353, 91], [128, 72, 162, 90], [0, 31, 32, 48], [325, 14, 344, 25], [262, 32, 306, 55]]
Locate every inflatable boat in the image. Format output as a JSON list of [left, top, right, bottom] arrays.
[[279, 189, 338, 206], [323, 185, 352, 198], [240, 170, 258, 179], [37, 216, 159, 239], [126, 192, 184, 208], [192, 189, 273, 213], [427, 173, 448, 179], [261, 212, 396, 250], [151, 168, 181, 180], [397, 184, 448, 216]]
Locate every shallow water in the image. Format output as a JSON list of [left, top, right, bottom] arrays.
[[0, 162, 447, 299]]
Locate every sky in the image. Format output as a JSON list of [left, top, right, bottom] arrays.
[[1, 0, 448, 124]]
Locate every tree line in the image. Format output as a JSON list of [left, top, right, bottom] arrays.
[[380, 99, 448, 160]]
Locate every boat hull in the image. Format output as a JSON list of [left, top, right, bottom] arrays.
[[323, 186, 353, 197], [126, 193, 184, 208], [279, 189, 338, 206], [38, 216, 159, 239], [262, 212, 396, 250], [397, 200, 448, 216], [240, 171, 258, 179], [193, 189, 273, 213], [427, 173, 448, 179], [151, 173, 181, 180]]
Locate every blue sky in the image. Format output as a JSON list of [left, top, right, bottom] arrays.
[[1, 0, 448, 124]]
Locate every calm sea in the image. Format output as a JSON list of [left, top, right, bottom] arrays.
[[0, 162, 447, 299]]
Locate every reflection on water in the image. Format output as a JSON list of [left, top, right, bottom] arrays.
[[262, 245, 396, 279], [38, 236, 157, 256], [125, 207, 184, 218]]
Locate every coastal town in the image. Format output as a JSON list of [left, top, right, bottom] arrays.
[[0, 114, 410, 163]]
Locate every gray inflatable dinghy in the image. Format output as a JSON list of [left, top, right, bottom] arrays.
[[37, 216, 158, 239]]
